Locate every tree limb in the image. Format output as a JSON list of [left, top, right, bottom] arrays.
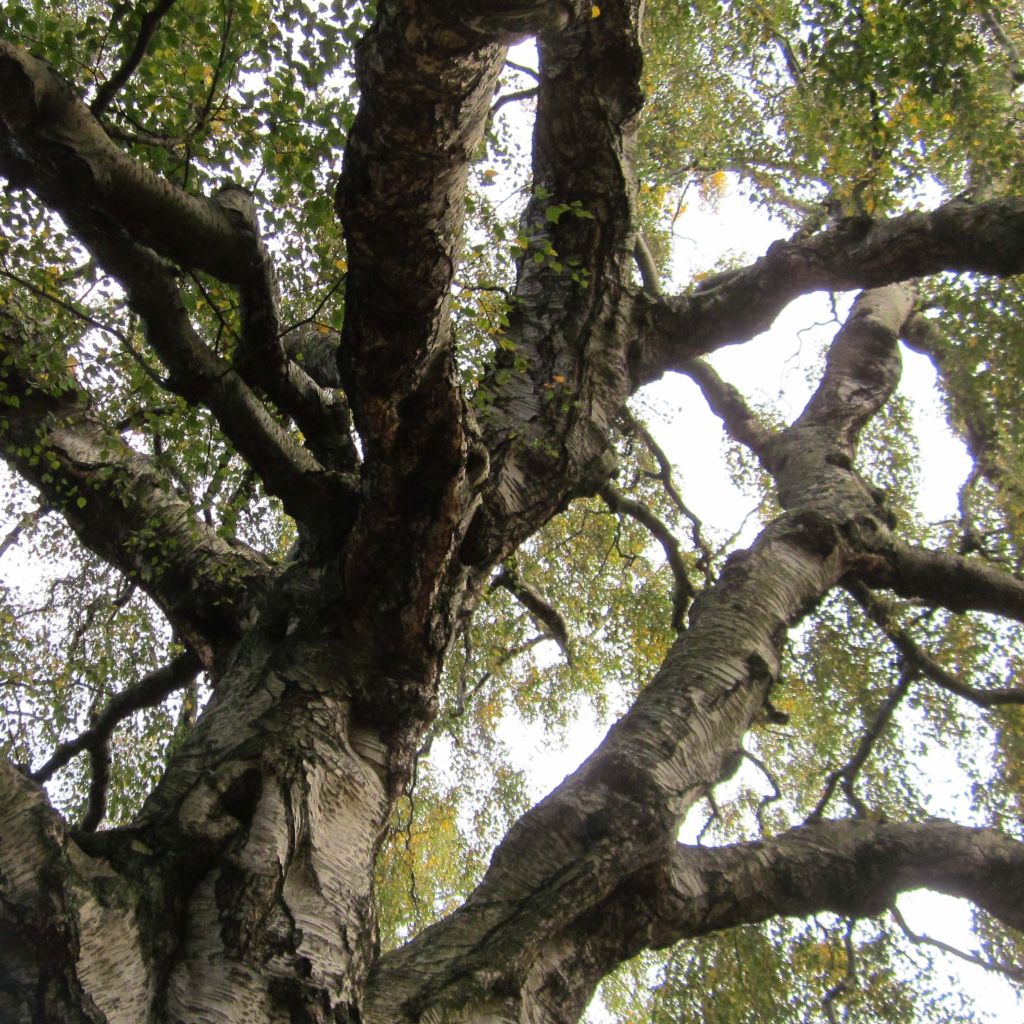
[[0, 40, 248, 282], [0, 317, 273, 666], [847, 581, 1024, 707], [31, 650, 202, 786], [632, 197, 1024, 386]]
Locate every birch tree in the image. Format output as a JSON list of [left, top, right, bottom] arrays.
[[1, 1, 1023, 1021]]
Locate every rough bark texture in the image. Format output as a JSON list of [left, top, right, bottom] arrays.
[[1, 2, 1023, 1023]]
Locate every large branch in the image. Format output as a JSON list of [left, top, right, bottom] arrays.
[[327, 1, 525, 733], [460, 0, 645, 569], [366, 289, 917, 1022], [632, 196, 1024, 385], [516, 819, 1024, 1022], [0, 319, 273, 667], [75, 231, 357, 526]]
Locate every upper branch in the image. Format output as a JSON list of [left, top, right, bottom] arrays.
[[90, 0, 179, 116], [632, 197, 1024, 386], [461, 0, 645, 567]]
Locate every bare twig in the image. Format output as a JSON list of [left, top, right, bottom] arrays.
[[892, 904, 1024, 982]]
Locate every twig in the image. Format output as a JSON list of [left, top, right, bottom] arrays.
[[0, 502, 49, 561], [892, 904, 1024, 982], [0, 267, 127, 341], [822, 921, 858, 1024], [619, 409, 715, 583]]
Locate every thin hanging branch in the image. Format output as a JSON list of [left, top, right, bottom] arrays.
[[619, 408, 715, 583], [822, 921, 859, 1024], [848, 581, 1024, 707], [809, 664, 915, 821], [892, 904, 1024, 982]]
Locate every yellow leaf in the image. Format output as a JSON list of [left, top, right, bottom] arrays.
[[591, 4, 600, 16], [334, 258, 347, 271]]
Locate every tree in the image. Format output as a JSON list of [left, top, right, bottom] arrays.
[[1, 0, 1024, 1020]]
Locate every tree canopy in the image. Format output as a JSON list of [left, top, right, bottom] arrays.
[[1, 1, 1023, 1022]]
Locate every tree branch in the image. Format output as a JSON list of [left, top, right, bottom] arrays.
[[599, 482, 694, 629], [0, 41, 248, 282], [493, 563, 573, 663], [847, 581, 1024, 707], [0, 317, 273, 666], [90, 0, 180, 116], [632, 197, 1024, 386], [31, 650, 202, 786]]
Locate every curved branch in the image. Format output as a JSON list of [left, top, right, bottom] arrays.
[[494, 563, 573, 662], [599, 482, 693, 629], [0, 41, 247, 282], [31, 650, 202, 785], [632, 197, 1024, 386], [847, 581, 1024, 707], [0, 318, 273, 666]]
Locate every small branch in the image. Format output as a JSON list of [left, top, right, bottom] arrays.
[[31, 651, 202, 784], [0, 267, 128, 341], [847, 581, 1024, 707], [744, 747, 783, 834], [620, 409, 715, 583], [891, 904, 1024, 982], [493, 564, 573, 664], [680, 358, 773, 456], [491, 87, 538, 116], [599, 483, 694, 629], [79, 742, 111, 832], [91, 0, 180, 116], [0, 502, 49, 561], [504, 59, 540, 81], [822, 921, 858, 1024], [809, 664, 914, 821]]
